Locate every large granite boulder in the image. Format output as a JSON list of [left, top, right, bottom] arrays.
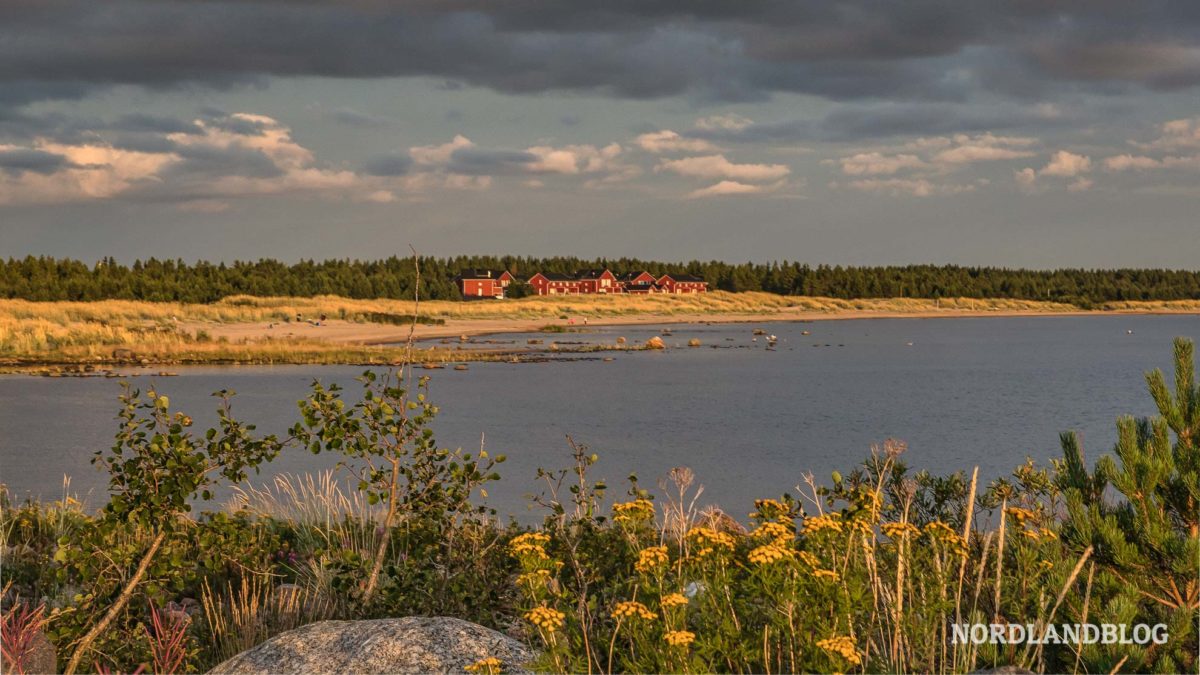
[[210, 617, 535, 674], [21, 627, 57, 675]]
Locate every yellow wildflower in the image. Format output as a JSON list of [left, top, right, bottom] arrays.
[[1039, 559, 1054, 571], [880, 521, 920, 540], [635, 546, 669, 574], [796, 550, 821, 569], [802, 513, 844, 535], [517, 569, 552, 587], [748, 543, 792, 565], [817, 636, 862, 667], [812, 568, 840, 582], [754, 498, 787, 512], [524, 606, 566, 632], [924, 521, 969, 557], [664, 630, 696, 647], [751, 498, 791, 522], [844, 516, 872, 536], [752, 521, 794, 542], [1039, 527, 1057, 540], [612, 499, 656, 524], [660, 593, 688, 609], [612, 600, 656, 621], [509, 533, 551, 559], [1005, 506, 1036, 525], [465, 657, 502, 674], [687, 527, 736, 558]]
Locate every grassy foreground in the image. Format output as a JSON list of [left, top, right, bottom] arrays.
[[2, 294, 1198, 369], [1, 340, 1197, 674]]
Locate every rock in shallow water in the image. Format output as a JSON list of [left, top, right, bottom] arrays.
[[210, 617, 535, 675]]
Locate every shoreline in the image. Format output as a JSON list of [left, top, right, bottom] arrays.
[[3, 296, 1197, 371], [361, 306, 1199, 344]]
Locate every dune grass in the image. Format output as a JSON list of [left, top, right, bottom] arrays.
[[2, 294, 1196, 366]]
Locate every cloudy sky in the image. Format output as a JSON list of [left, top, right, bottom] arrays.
[[2, 1, 1199, 267]]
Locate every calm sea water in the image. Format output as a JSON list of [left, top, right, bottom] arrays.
[[0, 315, 1194, 519]]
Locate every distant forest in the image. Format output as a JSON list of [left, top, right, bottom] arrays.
[[3, 256, 1199, 306]]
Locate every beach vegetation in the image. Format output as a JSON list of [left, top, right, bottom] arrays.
[[1, 338, 1196, 673]]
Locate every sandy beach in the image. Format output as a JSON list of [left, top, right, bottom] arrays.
[[6, 294, 1196, 368], [184, 304, 1200, 346]]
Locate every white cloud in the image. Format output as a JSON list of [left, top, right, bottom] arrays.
[[694, 114, 753, 131], [845, 178, 976, 197], [525, 143, 634, 179], [686, 179, 784, 198], [1134, 117, 1200, 151], [1040, 150, 1092, 177], [1104, 151, 1200, 173], [6, 141, 175, 203], [831, 133, 1038, 197], [410, 135, 474, 165], [635, 130, 717, 154], [1014, 150, 1093, 190], [657, 154, 790, 181], [838, 152, 928, 176], [1104, 154, 1163, 171], [0, 113, 371, 205], [363, 190, 397, 203], [932, 144, 1035, 164]]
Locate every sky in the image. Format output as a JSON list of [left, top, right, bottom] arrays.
[[1, 1, 1199, 267]]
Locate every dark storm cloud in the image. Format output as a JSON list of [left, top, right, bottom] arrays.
[[688, 103, 1084, 144], [362, 154, 413, 177], [108, 134, 182, 154], [328, 108, 390, 128], [202, 114, 273, 136], [2, 1, 1199, 109], [445, 148, 538, 175], [0, 148, 76, 175], [164, 145, 286, 180], [109, 114, 202, 135]]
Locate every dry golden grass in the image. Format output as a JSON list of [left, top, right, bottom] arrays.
[[2, 294, 1196, 366]]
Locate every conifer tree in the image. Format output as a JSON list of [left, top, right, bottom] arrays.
[[1057, 337, 1198, 673]]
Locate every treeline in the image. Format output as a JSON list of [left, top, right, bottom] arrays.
[[3, 255, 1199, 305]]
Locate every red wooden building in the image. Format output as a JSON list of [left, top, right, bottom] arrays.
[[457, 269, 513, 299], [527, 272, 583, 296], [576, 269, 620, 294], [619, 271, 659, 293], [657, 273, 708, 294]]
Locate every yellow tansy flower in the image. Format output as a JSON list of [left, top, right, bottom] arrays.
[[660, 593, 688, 609], [817, 636, 862, 667], [664, 630, 696, 647], [612, 499, 656, 524], [812, 568, 840, 582], [753, 521, 794, 541], [924, 521, 969, 557], [1005, 506, 1036, 526], [465, 657, 502, 674], [509, 532, 551, 559], [524, 606, 566, 632], [748, 543, 792, 565], [802, 513, 844, 535], [635, 546, 669, 573], [612, 600, 656, 621], [687, 527, 736, 557], [881, 521, 920, 539]]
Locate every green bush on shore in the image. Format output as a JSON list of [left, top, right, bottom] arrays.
[[1, 339, 1196, 674]]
